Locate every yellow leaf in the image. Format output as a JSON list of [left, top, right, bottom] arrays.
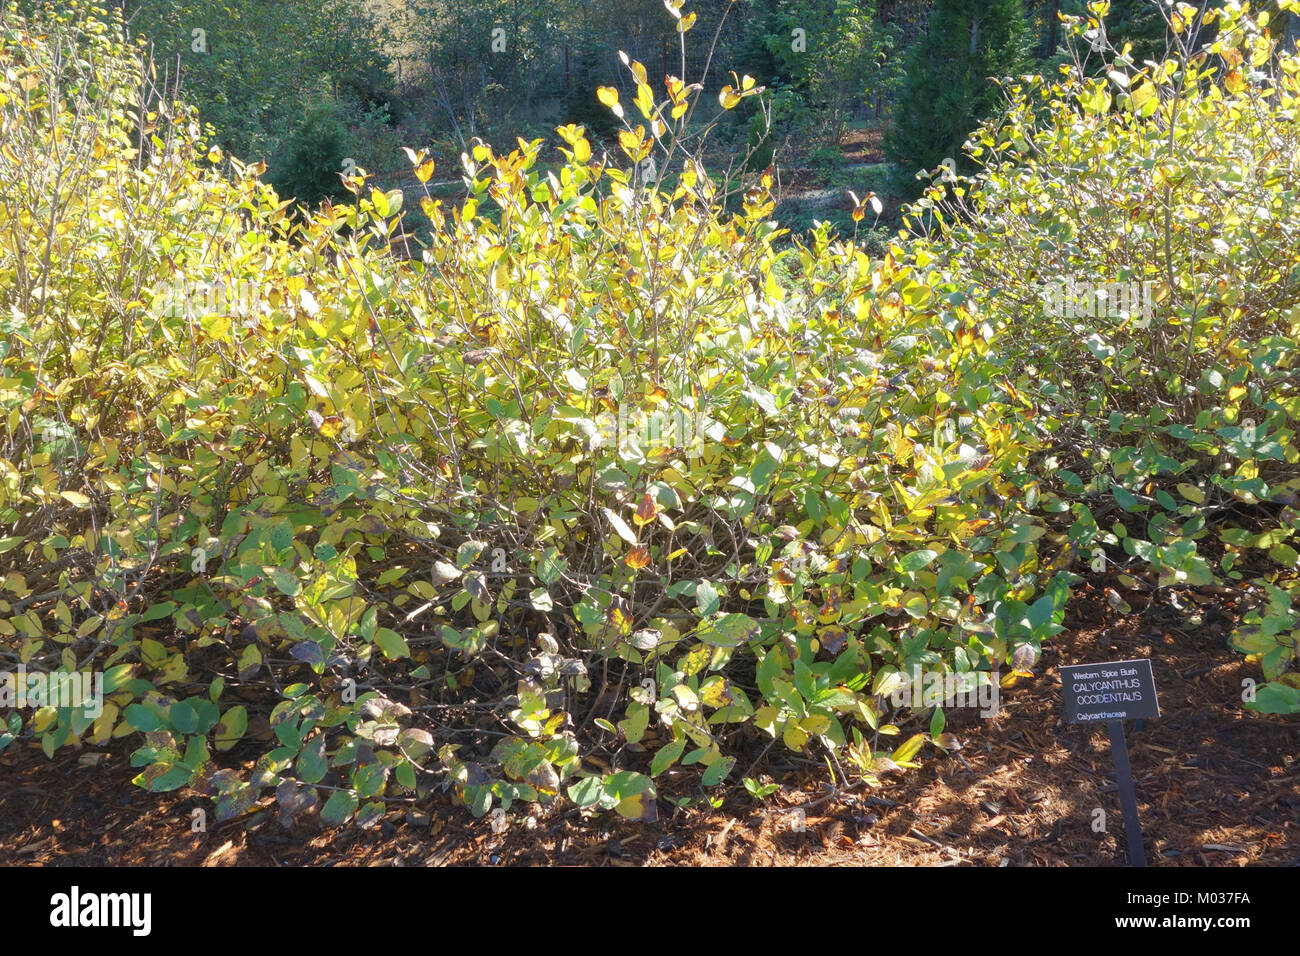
[[891, 732, 926, 766], [415, 159, 435, 183], [1129, 78, 1157, 117], [90, 702, 119, 745], [1251, 34, 1273, 67], [32, 706, 57, 734], [719, 85, 741, 109], [596, 86, 623, 118], [618, 127, 649, 161], [634, 82, 655, 120], [59, 490, 91, 508]]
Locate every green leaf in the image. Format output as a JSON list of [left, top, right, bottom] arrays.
[[213, 705, 248, 751], [899, 548, 940, 573], [1111, 484, 1145, 512], [618, 702, 650, 743], [695, 580, 720, 616], [297, 733, 327, 784], [124, 703, 161, 733], [457, 540, 486, 568], [929, 706, 946, 739], [604, 771, 657, 821], [1245, 681, 1300, 714], [266, 566, 301, 596], [169, 701, 198, 734], [701, 756, 734, 787], [134, 762, 194, 793], [103, 664, 135, 693], [373, 627, 411, 659], [567, 776, 604, 806], [320, 788, 359, 825], [696, 612, 760, 648], [650, 738, 686, 777]]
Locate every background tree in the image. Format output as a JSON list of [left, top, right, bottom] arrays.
[[108, 0, 393, 204], [1087, 0, 1170, 62], [885, 0, 1030, 195], [758, 0, 903, 142], [266, 96, 350, 208]]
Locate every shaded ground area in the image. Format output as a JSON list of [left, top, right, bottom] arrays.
[[2, 577, 1296, 866]]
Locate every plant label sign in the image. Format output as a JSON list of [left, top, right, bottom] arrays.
[[1060, 658, 1159, 724], [1060, 658, 1160, 867]]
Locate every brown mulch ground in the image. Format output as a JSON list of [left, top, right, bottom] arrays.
[[839, 125, 885, 165], [1, 577, 1296, 866]]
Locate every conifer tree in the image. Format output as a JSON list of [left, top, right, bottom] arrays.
[[885, 0, 1030, 195]]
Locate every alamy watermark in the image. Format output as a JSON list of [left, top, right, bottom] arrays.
[[883, 665, 1001, 718], [49, 886, 151, 936], [589, 372, 716, 462], [592, 402, 710, 461], [149, 270, 273, 328], [1039, 278, 1156, 324], [1, 666, 104, 718]]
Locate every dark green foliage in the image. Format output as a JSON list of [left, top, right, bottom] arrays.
[[744, 0, 902, 142], [885, 0, 1030, 195], [1104, 0, 1170, 61], [730, 0, 788, 84], [266, 100, 348, 209], [114, 0, 392, 182], [743, 107, 776, 172], [561, 27, 623, 140]]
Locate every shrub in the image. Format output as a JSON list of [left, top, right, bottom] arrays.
[[3, 0, 1294, 840], [0, 1, 1060, 823], [912, 0, 1300, 712]]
